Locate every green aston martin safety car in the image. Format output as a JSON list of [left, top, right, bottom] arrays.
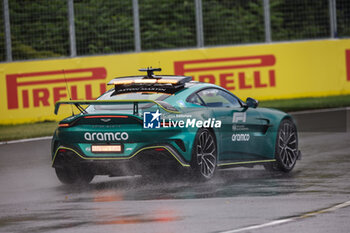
[[52, 68, 301, 184]]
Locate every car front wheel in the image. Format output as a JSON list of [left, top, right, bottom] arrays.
[[266, 118, 298, 172]]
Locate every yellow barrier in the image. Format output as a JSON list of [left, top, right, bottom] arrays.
[[1, 39, 350, 124]]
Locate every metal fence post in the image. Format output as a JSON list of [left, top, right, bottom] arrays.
[[195, 0, 204, 48], [329, 0, 337, 38], [67, 0, 76, 57], [263, 0, 271, 42], [3, 0, 12, 61], [132, 0, 141, 52]]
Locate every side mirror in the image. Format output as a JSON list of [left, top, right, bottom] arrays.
[[246, 97, 258, 108]]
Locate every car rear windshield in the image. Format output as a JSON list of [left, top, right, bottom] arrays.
[[86, 90, 170, 111]]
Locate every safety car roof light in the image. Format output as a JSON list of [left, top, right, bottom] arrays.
[[107, 67, 192, 86]]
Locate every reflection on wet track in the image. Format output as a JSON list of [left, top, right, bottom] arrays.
[[60, 171, 299, 201], [1, 112, 350, 232]]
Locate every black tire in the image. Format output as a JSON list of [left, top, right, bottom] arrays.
[[191, 128, 217, 180], [55, 166, 94, 185], [266, 118, 298, 172]]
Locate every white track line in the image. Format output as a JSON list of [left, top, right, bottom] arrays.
[[220, 200, 350, 233], [0, 136, 52, 145]]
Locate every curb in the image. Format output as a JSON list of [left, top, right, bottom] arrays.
[[0, 136, 53, 145]]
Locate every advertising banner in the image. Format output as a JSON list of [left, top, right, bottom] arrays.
[[1, 39, 350, 124]]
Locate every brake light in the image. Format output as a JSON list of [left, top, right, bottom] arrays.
[[59, 123, 70, 127]]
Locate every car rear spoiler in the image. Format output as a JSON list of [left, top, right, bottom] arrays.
[[54, 99, 180, 115]]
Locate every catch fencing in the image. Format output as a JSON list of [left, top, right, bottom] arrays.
[[1, 0, 349, 62]]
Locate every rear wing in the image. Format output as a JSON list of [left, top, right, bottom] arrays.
[[54, 99, 180, 115]]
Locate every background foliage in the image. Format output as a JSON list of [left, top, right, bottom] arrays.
[[1, 0, 349, 61]]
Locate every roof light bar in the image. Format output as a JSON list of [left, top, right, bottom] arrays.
[[113, 80, 134, 85], [111, 78, 180, 85], [134, 79, 157, 84], [157, 79, 179, 84]]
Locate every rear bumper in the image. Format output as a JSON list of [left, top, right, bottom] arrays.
[[52, 144, 191, 176]]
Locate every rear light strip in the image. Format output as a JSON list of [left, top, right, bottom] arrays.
[[160, 121, 170, 127], [59, 115, 129, 128], [84, 115, 128, 119]]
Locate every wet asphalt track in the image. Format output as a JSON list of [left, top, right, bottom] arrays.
[[0, 108, 350, 233]]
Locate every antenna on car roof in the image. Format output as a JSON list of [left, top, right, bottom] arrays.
[[139, 67, 161, 78]]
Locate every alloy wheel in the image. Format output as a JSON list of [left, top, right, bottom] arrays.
[[196, 130, 217, 179], [278, 121, 298, 170]]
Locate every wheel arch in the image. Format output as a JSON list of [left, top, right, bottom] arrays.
[[190, 127, 218, 163], [281, 115, 296, 126]]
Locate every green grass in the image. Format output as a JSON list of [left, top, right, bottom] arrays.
[[259, 95, 350, 112], [1, 95, 350, 142], [0, 121, 58, 141]]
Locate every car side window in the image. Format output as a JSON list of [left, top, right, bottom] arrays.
[[197, 88, 241, 107], [187, 93, 205, 106]]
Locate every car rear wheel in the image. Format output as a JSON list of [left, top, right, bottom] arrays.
[[265, 118, 298, 172], [191, 129, 217, 180], [55, 166, 94, 185]]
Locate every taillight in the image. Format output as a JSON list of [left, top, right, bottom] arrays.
[[160, 121, 170, 127], [58, 123, 70, 128], [155, 148, 165, 151]]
